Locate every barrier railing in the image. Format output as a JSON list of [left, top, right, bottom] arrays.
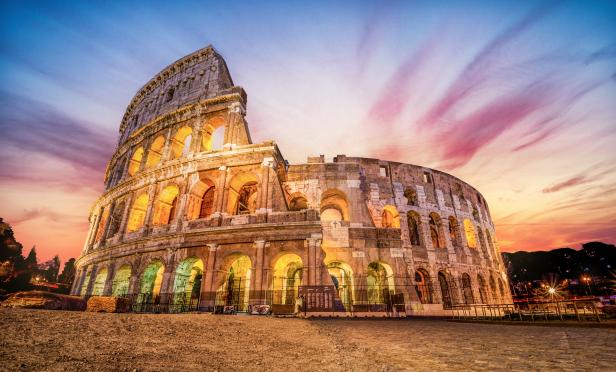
[[450, 299, 605, 322]]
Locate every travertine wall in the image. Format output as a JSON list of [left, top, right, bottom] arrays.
[[73, 46, 512, 315]]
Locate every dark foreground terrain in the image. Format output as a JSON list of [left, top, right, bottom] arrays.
[[0, 309, 614, 371]]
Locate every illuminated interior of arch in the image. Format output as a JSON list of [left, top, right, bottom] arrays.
[[382, 205, 400, 228], [320, 189, 349, 221], [414, 269, 431, 304], [152, 185, 180, 225], [227, 172, 259, 215], [128, 146, 144, 176], [327, 261, 354, 308], [463, 219, 477, 248], [140, 261, 164, 298], [272, 254, 303, 305], [170, 126, 193, 159], [217, 255, 252, 311], [186, 178, 216, 220], [172, 258, 204, 300], [112, 265, 131, 297], [366, 262, 394, 304], [91, 267, 108, 296], [126, 193, 149, 232], [145, 135, 165, 168]]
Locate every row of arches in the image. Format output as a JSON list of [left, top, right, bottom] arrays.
[[79, 254, 404, 311], [406, 210, 497, 256], [414, 269, 507, 307], [109, 120, 226, 188]]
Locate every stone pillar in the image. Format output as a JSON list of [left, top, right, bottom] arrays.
[[251, 240, 266, 305], [160, 128, 173, 162], [128, 273, 140, 295], [103, 265, 115, 296], [200, 243, 219, 310], [306, 236, 324, 286], [142, 184, 158, 231], [118, 193, 134, 241], [191, 121, 204, 154], [82, 215, 96, 254], [84, 265, 97, 296], [70, 269, 83, 295], [213, 166, 228, 215]]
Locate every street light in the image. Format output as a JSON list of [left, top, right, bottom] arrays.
[[581, 275, 592, 296]]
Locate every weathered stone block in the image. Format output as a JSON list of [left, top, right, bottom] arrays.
[[1, 291, 86, 311], [86, 296, 130, 313]]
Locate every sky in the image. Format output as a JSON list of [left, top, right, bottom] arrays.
[[1, 0, 615, 264]]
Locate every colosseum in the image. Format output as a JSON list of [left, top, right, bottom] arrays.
[[71, 45, 512, 316]]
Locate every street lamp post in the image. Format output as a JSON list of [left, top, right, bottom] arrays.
[[581, 275, 592, 296]]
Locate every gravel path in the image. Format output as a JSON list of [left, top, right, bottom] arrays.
[[0, 309, 614, 371]]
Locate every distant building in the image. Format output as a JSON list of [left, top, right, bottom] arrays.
[[72, 46, 511, 315]]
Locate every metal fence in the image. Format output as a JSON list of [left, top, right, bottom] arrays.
[[450, 299, 605, 322]]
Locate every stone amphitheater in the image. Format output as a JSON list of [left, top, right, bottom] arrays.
[[71, 45, 512, 316]]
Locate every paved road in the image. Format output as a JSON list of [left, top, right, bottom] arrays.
[[0, 309, 614, 371]]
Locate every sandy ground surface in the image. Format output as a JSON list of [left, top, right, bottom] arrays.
[[1, 309, 615, 371]]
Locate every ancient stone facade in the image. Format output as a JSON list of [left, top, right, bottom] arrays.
[[72, 46, 512, 315]]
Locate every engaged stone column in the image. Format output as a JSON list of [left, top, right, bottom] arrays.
[[102, 266, 115, 296], [128, 273, 140, 295], [84, 265, 97, 296], [251, 240, 266, 305], [200, 243, 218, 310]]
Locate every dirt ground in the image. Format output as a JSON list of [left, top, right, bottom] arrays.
[[1, 309, 614, 371]]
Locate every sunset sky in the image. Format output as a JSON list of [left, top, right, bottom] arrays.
[[1, 1, 615, 265]]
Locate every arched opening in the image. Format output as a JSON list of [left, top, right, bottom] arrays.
[[429, 213, 444, 248], [107, 201, 125, 237], [320, 189, 349, 221], [438, 271, 452, 309], [448, 217, 460, 248], [366, 262, 395, 304], [272, 254, 303, 305], [110, 157, 126, 187], [80, 271, 91, 296], [91, 267, 108, 296], [126, 193, 149, 232], [382, 205, 400, 228], [217, 255, 252, 312], [145, 135, 165, 168], [489, 275, 497, 303], [140, 261, 164, 300], [112, 265, 131, 297], [477, 230, 488, 256], [463, 219, 477, 248], [486, 230, 497, 258], [170, 126, 193, 159], [201, 117, 225, 151], [407, 211, 421, 246], [128, 146, 144, 176], [94, 207, 109, 243], [477, 274, 488, 304], [404, 188, 418, 206], [152, 185, 180, 225], [227, 173, 259, 215], [186, 178, 216, 220], [289, 193, 308, 211], [172, 258, 204, 306], [414, 269, 432, 304], [327, 261, 354, 309], [461, 273, 474, 304], [498, 278, 506, 300]]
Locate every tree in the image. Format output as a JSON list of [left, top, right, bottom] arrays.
[[58, 258, 76, 285], [38, 255, 61, 282]]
